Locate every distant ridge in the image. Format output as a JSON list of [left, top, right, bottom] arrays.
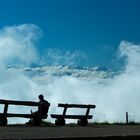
[[8, 65, 112, 79]]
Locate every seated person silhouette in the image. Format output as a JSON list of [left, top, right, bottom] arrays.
[[26, 94, 50, 125]]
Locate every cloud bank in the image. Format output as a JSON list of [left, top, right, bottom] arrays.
[[45, 41, 140, 123], [0, 24, 42, 66], [0, 24, 140, 124]]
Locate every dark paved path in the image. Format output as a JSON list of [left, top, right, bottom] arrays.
[[0, 125, 140, 139]]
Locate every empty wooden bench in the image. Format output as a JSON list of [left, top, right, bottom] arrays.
[[0, 99, 48, 126], [51, 103, 96, 126]]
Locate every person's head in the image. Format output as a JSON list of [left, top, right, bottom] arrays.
[[38, 94, 44, 100]]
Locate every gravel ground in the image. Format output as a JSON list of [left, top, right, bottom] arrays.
[[0, 124, 140, 139]]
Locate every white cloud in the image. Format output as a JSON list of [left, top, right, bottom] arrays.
[[41, 48, 87, 66], [0, 24, 140, 124], [119, 41, 140, 72], [0, 24, 42, 66], [42, 41, 140, 123]]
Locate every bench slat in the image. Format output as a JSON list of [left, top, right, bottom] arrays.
[[0, 113, 35, 118], [58, 103, 96, 108], [0, 113, 48, 119], [51, 114, 93, 119], [0, 99, 40, 106]]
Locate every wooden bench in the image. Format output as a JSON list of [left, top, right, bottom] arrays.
[[0, 99, 48, 126], [51, 103, 96, 126]]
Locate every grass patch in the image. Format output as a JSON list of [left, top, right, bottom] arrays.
[[5, 121, 140, 127]]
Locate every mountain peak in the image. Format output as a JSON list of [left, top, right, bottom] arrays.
[[8, 65, 111, 79]]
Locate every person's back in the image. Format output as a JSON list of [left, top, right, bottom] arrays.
[[39, 98, 50, 118], [38, 94, 50, 117]]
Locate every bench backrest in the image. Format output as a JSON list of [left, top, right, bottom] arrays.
[[0, 99, 41, 117], [57, 103, 96, 116], [58, 103, 96, 108]]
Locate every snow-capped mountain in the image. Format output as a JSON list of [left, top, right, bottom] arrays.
[[8, 65, 112, 79]]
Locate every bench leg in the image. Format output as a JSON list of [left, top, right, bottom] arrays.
[[77, 119, 88, 126], [0, 116, 7, 126], [55, 118, 65, 126]]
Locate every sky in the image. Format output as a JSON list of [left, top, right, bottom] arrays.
[[1, 0, 140, 124], [0, 0, 140, 69]]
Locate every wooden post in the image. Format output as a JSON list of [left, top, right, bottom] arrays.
[[4, 103, 8, 116], [126, 112, 128, 124], [86, 107, 90, 116], [63, 106, 67, 116]]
